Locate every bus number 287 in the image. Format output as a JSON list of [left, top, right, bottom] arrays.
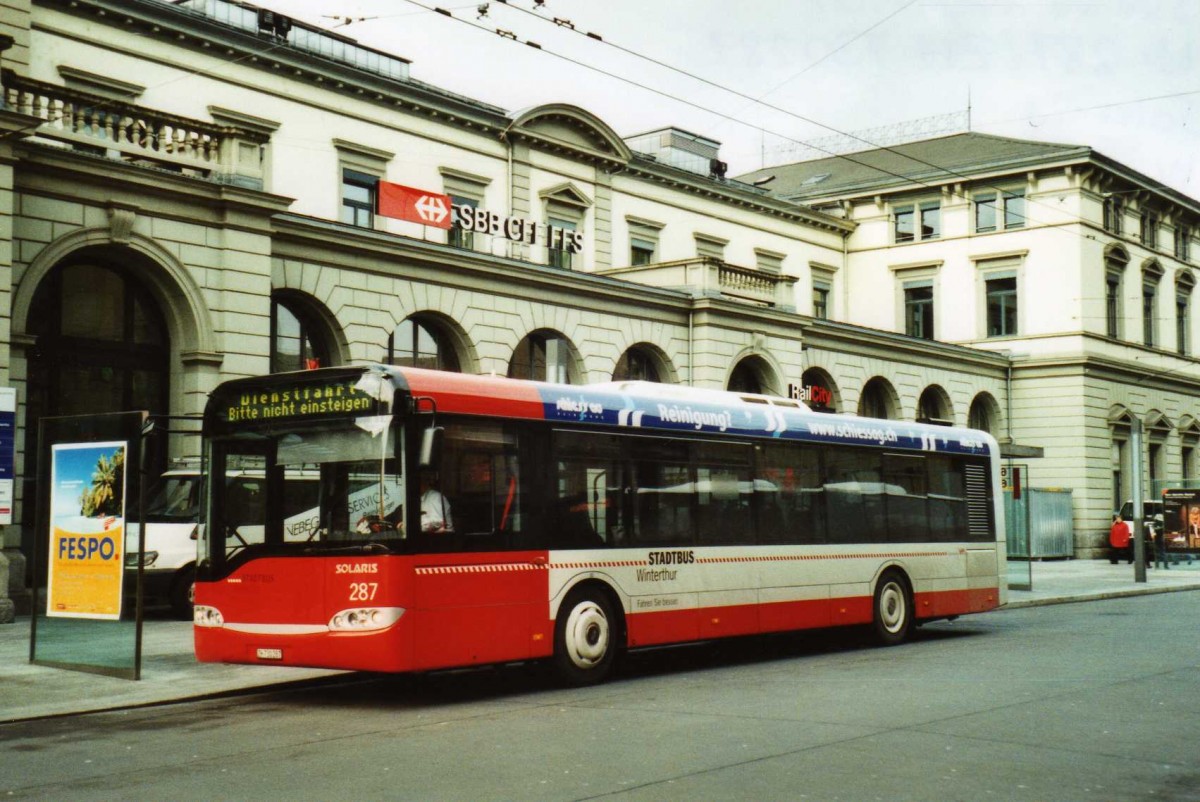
[[349, 583, 378, 601]]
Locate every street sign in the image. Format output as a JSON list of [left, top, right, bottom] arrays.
[[1001, 463, 1027, 499], [0, 388, 13, 524], [377, 181, 452, 229]]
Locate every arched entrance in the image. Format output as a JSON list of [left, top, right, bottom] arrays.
[[27, 259, 170, 424]]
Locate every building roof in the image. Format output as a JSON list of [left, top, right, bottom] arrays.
[[738, 132, 1091, 201]]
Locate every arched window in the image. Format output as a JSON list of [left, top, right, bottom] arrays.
[[967, 392, 1000, 434], [1109, 406, 1134, 511], [271, 294, 331, 374], [727, 357, 775, 395], [509, 330, 576, 384], [613, 346, 664, 383], [857, 377, 896, 420], [800, 367, 837, 413], [388, 317, 461, 372], [916, 385, 951, 424]]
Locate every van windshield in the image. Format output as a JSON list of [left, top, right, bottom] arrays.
[[143, 475, 203, 522]]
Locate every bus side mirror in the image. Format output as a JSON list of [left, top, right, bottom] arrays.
[[419, 426, 443, 470]]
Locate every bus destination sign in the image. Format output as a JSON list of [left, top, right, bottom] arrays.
[[221, 380, 375, 424]]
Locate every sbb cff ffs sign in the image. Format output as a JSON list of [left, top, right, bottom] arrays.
[[376, 180, 584, 254]]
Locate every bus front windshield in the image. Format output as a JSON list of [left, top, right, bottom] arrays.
[[204, 415, 406, 567]]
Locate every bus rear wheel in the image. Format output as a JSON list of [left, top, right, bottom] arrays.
[[553, 588, 619, 685], [872, 570, 912, 646]]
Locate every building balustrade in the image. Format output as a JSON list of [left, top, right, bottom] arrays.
[[597, 257, 797, 310], [2, 73, 269, 187]]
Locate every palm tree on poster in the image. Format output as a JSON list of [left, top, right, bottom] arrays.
[[79, 449, 125, 517]]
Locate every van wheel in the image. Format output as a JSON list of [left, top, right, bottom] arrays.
[[872, 570, 912, 646], [553, 588, 620, 686], [170, 566, 196, 620]]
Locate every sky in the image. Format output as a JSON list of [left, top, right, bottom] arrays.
[[261, 0, 1200, 194]]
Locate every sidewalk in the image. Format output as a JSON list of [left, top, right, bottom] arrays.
[[3, 558, 1199, 724]]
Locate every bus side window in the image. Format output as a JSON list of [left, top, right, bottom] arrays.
[[757, 443, 825, 545], [883, 453, 928, 544], [825, 450, 884, 544]]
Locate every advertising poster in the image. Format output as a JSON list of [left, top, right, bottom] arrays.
[[46, 441, 128, 619], [0, 388, 14, 525], [1161, 488, 1200, 552]]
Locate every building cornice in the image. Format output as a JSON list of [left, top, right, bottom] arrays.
[[270, 213, 698, 316], [802, 318, 1010, 373], [15, 140, 294, 229]]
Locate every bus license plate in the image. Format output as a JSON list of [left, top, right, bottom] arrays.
[[256, 648, 283, 660]]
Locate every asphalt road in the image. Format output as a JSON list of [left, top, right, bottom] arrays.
[[5, 592, 1199, 802]]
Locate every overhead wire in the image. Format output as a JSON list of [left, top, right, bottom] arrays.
[[484, 0, 1196, 241]]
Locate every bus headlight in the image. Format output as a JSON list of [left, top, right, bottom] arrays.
[[328, 607, 404, 632], [194, 605, 224, 627]]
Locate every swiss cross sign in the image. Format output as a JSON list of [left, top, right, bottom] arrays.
[[377, 181, 452, 229]]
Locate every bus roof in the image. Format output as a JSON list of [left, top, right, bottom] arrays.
[[205, 365, 995, 458]]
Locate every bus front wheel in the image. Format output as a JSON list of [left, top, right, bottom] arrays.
[[553, 588, 619, 685], [872, 570, 912, 646]]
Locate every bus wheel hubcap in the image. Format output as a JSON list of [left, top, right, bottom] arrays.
[[879, 582, 906, 633], [565, 601, 609, 669]]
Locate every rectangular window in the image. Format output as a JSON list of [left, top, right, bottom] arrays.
[[894, 201, 941, 243], [1103, 196, 1123, 235], [1175, 225, 1191, 261], [975, 193, 997, 233], [986, 275, 1018, 337], [1177, 293, 1190, 354], [447, 195, 476, 249], [894, 204, 914, 243], [904, 283, 934, 339], [1003, 191, 1026, 229], [1143, 283, 1157, 347], [1106, 273, 1122, 338], [695, 234, 727, 260], [548, 217, 576, 270], [630, 237, 656, 266], [919, 201, 941, 239], [340, 169, 376, 228], [1141, 211, 1159, 248], [813, 281, 830, 319], [974, 190, 1024, 232]]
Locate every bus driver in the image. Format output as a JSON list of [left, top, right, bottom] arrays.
[[419, 468, 453, 533], [355, 470, 452, 534]]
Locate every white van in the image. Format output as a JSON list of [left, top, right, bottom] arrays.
[[125, 469, 206, 618]]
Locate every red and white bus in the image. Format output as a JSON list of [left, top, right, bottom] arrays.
[[194, 365, 1005, 684]]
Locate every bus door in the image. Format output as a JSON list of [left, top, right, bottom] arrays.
[[410, 421, 547, 670]]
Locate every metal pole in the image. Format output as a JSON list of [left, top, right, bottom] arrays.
[[1131, 418, 1146, 583]]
